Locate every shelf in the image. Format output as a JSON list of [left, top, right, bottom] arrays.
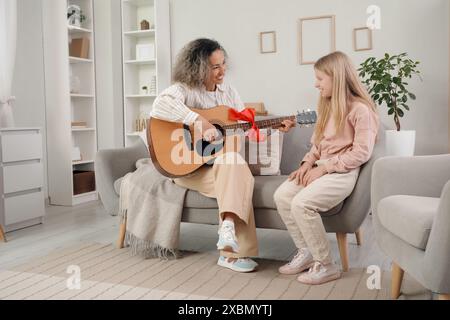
[[73, 190, 97, 198], [68, 25, 92, 34], [123, 0, 154, 6], [69, 57, 93, 64], [73, 160, 94, 165], [72, 128, 96, 132], [127, 132, 145, 137], [70, 94, 95, 98], [123, 30, 155, 38], [125, 94, 157, 99], [72, 191, 98, 205], [124, 59, 156, 65]]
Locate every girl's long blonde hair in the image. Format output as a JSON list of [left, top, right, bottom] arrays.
[[313, 51, 376, 145]]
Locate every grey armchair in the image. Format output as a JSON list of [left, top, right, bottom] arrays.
[[95, 142, 149, 216], [371, 154, 450, 300]]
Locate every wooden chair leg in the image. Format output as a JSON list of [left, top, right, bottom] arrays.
[[0, 225, 6, 243], [336, 233, 349, 272], [438, 294, 450, 300], [355, 229, 362, 246], [117, 218, 127, 249], [391, 262, 404, 300]]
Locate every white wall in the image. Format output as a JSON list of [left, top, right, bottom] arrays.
[[12, 0, 48, 198], [170, 0, 449, 155]]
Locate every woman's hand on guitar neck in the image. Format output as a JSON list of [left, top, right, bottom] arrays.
[[278, 119, 296, 133], [194, 115, 218, 142]]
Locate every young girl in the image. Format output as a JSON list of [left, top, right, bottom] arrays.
[[273, 51, 379, 285]]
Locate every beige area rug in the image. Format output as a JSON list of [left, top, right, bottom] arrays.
[[0, 243, 431, 300]]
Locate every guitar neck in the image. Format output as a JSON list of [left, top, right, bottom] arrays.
[[222, 115, 296, 131]]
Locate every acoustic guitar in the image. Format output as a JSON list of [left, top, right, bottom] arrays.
[[147, 105, 317, 178]]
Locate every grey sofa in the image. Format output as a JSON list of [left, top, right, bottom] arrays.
[[371, 154, 450, 300], [95, 125, 385, 270]]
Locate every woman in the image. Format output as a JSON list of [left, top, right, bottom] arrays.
[[151, 38, 295, 272], [274, 51, 379, 284]]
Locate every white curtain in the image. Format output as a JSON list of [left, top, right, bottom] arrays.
[[0, 0, 17, 128]]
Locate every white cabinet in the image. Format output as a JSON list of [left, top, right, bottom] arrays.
[[121, 0, 171, 147], [42, 0, 98, 206], [0, 128, 45, 232]]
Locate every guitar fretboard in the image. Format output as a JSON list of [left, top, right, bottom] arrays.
[[222, 115, 297, 131]]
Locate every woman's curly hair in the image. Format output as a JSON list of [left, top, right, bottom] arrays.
[[172, 38, 227, 88]]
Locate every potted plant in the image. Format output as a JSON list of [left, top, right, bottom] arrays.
[[358, 52, 422, 156]]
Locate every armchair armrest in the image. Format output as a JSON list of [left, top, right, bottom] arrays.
[[95, 140, 149, 216], [371, 154, 450, 216], [422, 180, 450, 293]]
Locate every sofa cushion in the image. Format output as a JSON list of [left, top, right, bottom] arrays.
[[184, 175, 343, 216], [377, 195, 439, 250], [183, 175, 288, 209], [244, 130, 284, 176], [116, 174, 343, 216], [280, 126, 315, 175]]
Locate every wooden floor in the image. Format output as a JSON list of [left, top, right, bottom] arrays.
[[2, 244, 415, 300], [0, 201, 391, 272]]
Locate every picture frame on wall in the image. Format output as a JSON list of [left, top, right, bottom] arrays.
[[353, 27, 373, 51], [260, 31, 277, 54], [298, 15, 336, 65]]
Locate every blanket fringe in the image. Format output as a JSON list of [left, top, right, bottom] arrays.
[[124, 232, 180, 260]]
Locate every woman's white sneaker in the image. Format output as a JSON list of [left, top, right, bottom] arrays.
[[216, 221, 239, 253], [297, 261, 341, 285], [217, 256, 258, 273], [278, 248, 314, 275]]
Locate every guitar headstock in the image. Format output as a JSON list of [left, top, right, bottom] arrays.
[[296, 109, 317, 127]]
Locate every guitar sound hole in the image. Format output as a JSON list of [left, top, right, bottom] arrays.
[[196, 124, 225, 165]]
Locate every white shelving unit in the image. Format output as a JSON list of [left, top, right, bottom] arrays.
[[121, 0, 171, 147], [42, 0, 98, 206]]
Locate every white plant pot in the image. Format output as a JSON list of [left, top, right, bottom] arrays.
[[385, 130, 416, 156]]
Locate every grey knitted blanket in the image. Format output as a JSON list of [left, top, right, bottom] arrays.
[[118, 158, 187, 259]]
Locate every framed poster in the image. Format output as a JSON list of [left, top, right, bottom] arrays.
[[353, 27, 373, 51], [299, 15, 336, 65], [260, 31, 277, 54]]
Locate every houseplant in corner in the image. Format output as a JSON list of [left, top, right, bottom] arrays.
[[358, 53, 422, 156]]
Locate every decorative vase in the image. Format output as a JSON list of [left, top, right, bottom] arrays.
[[385, 130, 416, 156]]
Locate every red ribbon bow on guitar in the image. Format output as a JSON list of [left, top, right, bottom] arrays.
[[228, 108, 265, 142]]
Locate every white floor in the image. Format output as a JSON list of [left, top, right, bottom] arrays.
[[0, 201, 391, 272]]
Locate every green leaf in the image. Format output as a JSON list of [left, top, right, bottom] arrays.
[[408, 93, 416, 100], [401, 104, 410, 111], [388, 108, 395, 115], [397, 109, 404, 117]]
